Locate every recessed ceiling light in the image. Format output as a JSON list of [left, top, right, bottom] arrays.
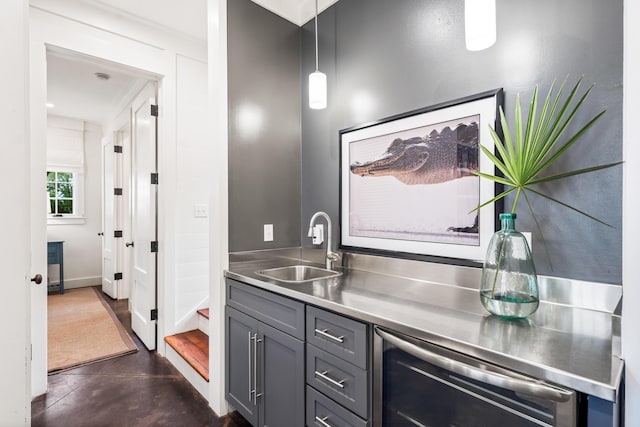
[[94, 72, 111, 80], [46, 102, 55, 108]]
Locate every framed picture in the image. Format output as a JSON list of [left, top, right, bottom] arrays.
[[340, 89, 503, 263]]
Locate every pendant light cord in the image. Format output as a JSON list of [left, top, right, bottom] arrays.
[[314, 0, 319, 72]]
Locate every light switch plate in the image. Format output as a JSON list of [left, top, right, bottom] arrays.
[[264, 224, 274, 242], [194, 204, 208, 218]]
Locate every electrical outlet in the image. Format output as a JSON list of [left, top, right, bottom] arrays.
[[194, 204, 208, 218], [264, 224, 274, 242]]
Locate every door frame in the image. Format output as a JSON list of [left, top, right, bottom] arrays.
[[29, 6, 181, 397]]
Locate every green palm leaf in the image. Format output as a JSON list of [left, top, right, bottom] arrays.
[[475, 77, 623, 268]]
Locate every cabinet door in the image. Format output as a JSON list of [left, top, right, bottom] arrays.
[[259, 321, 305, 427], [226, 306, 259, 426]]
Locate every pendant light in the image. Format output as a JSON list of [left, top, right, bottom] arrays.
[[309, 0, 327, 109], [464, 0, 496, 51]]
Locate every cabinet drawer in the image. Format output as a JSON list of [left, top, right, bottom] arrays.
[[306, 345, 368, 419], [307, 306, 368, 369], [306, 386, 369, 427], [226, 279, 305, 340]]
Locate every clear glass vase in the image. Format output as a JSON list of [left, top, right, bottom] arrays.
[[479, 213, 539, 319]]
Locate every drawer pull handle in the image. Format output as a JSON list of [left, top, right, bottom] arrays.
[[315, 416, 332, 427], [315, 370, 345, 389], [314, 328, 344, 343], [247, 332, 253, 402]]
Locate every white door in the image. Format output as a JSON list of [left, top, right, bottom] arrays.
[[130, 83, 158, 350], [120, 121, 133, 301], [101, 134, 120, 299], [1, 0, 31, 422]]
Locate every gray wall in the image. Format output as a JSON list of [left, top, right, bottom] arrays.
[[228, 0, 301, 252], [301, 0, 623, 283]]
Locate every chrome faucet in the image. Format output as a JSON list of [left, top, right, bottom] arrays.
[[307, 211, 340, 270]]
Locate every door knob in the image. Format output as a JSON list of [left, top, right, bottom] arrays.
[[126, 242, 134, 247], [31, 274, 43, 285]]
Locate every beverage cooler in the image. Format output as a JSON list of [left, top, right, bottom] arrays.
[[374, 327, 578, 427]]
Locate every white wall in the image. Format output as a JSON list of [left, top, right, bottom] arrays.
[[174, 54, 210, 332], [623, 0, 640, 423], [46, 115, 102, 289]]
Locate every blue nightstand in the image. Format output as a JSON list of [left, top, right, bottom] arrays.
[[47, 241, 64, 294]]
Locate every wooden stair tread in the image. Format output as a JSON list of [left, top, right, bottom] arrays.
[[197, 308, 209, 319], [165, 330, 209, 382]]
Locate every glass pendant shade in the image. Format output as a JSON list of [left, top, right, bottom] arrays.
[[309, 71, 327, 110], [464, 0, 496, 51]]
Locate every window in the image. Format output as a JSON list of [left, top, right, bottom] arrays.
[[47, 171, 75, 215], [46, 116, 87, 224]]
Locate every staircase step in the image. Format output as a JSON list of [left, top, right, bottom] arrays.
[[197, 308, 209, 336], [164, 330, 209, 382]]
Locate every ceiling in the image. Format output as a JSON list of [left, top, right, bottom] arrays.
[[83, 0, 209, 41], [251, 0, 340, 26], [46, 49, 148, 123], [83, 0, 338, 39], [47, 0, 339, 123]]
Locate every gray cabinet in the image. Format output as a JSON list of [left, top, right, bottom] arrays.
[[226, 280, 305, 427], [306, 386, 369, 427], [306, 344, 369, 418], [306, 305, 371, 426], [307, 306, 368, 369], [226, 306, 259, 425]]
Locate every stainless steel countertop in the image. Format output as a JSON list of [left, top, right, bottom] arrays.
[[224, 253, 624, 402]]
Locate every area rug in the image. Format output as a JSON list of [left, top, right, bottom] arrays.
[[48, 286, 138, 373]]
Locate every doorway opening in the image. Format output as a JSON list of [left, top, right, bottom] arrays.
[[45, 46, 161, 373]]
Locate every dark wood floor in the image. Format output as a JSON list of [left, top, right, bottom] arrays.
[[32, 290, 250, 427]]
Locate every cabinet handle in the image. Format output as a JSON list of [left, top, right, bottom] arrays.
[[314, 328, 344, 343], [248, 332, 253, 402], [252, 334, 263, 404], [315, 416, 332, 427], [314, 370, 346, 389]]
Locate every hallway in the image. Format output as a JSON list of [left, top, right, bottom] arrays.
[[31, 293, 250, 426]]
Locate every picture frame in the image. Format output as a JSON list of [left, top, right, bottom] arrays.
[[339, 89, 504, 264]]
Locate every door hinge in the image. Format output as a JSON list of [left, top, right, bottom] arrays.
[[150, 173, 159, 184], [114, 272, 123, 280], [150, 309, 158, 321], [30, 344, 33, 361], [150, 104, 158, 117], [114, 188, 123, 196], [114, 145, 123, 153], [114, 230, 123, 238], [150, 241, 158, 253]]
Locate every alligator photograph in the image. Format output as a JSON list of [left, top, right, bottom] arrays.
[[346, 115, 481, 246], [350, 121, 479, 185]]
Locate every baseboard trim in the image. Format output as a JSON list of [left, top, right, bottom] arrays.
[[48, 276, 101, 290]]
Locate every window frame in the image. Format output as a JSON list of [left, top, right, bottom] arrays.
[[47, 166, 86, 225]]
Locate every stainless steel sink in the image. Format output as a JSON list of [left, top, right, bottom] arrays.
[[255, 265, 342, 283]]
